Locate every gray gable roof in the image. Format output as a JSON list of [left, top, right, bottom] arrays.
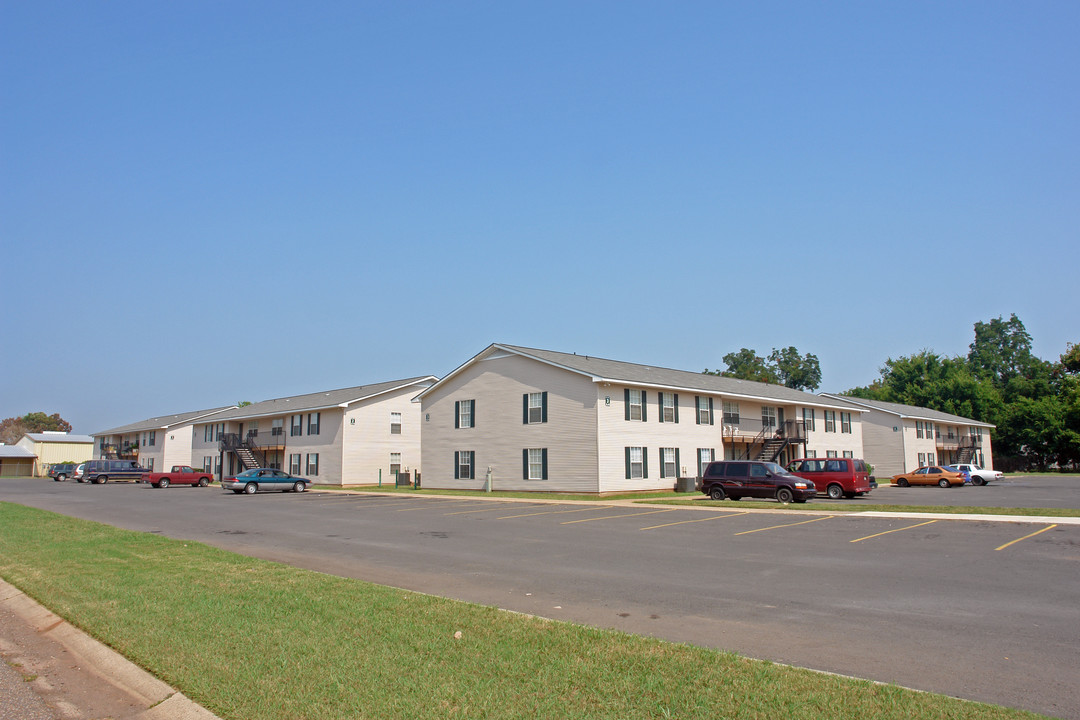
[[0, 446, 37, 458], [820, 395, 995, 428], [24, 433, 95, 444], [94, 406, 236, 437], [423, 343, 859, 410], [206, 376, 438, 422]]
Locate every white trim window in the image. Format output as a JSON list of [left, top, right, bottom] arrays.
[[526, 448, 546, 480], [928, 453, 935, 466], [802, 408, 816, 432], [918, 452, 926, 467], [628, 390, 644, 421], [806, 449, 817, 458], [761, 406, 777, 429], [528, 393, 544, 424], [455, 450, 474, 480], [272, 418, 284, 437], [840, 412, 852, 434], [696, 396, 712, 425], [722, 401, 740, 425], [307, 413, 321, 436], [390, 412, 402, 434], [291, 415, 303, 437], [843, 450, 853, 459], [661, 393, 677, 423], [661, 447, 678, 479], [627, 447, 645, 479], [826, 450, 838, 458], [824, 411, 836, 433], [203, 456, 213, 472], [455, 400, 475, 429], [306, 453, 319, 476], [390, 453, 401, 477], [698, 448, 713, 476], [289, 454, 302, 474]]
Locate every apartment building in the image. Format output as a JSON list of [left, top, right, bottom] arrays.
[[416, 344, 865, 493], [191, 376, 437, 485], [820, 395, 995, 477], [92, 407, 236, 471]]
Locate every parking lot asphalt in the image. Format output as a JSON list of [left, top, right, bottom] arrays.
[[826, 474, 1080, 509], [1, 476, 1079, 718]]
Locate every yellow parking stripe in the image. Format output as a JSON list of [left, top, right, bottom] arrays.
[[561, 509, 679, 525], [996, 524, 1058, 551], [849, 520, 938, 543], [640, 511, 749, 530], [497, 506, 614, 519], [396, 499, 475, 512], [443, 504, 540, 516], [733, 515, 835, 536]]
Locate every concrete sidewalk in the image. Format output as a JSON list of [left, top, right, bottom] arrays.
[[0, 579, 221, 720]]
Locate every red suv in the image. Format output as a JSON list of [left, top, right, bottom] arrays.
[[787, 457, 872, 499]]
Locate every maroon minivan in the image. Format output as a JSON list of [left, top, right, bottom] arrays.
[[787, 457, 872, 499]]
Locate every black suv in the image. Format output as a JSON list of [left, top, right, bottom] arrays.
[[50, 463, 77, 481], [700, 460, 816, 503]]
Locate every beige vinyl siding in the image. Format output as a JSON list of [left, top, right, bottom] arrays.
[[859, 415, 906, 477], [340, 386, 426, 485], [803, 407, 863, 461], [421, 352, 599, 492], [162, 425, 195, 470], [276, 409, 344, 483], [190, 422, 221, 468], [597, 387, 723, 492]]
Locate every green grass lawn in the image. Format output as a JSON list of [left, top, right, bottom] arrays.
[[0, 503, 1048, 720]]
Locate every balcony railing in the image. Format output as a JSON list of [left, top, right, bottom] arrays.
[[722, 418, 806, 441]]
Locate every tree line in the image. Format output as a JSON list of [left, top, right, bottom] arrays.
[[706, 315, 1079, 470]]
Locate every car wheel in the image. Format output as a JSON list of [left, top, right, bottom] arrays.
[[827, 484, 843, 500], [776, 487, 794, 504], [198, 476, 209, 487], [293, 481, 306, 493], [243, 483, 257, 494], [708, 486, 725, 501], [938, 478, 951, 488], [972, 476, 985, 486], [897, 478, 909, 487], [56, 473, 66, 482], [97, 476, 108, 484], [159, 478, 169, 489]]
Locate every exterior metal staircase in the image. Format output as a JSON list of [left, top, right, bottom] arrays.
[[219, 433, 267, 470]]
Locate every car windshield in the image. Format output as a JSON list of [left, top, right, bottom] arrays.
[[763, 462, 792, 476]]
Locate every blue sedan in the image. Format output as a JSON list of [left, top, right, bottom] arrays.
[[222, 468, 310, 494]]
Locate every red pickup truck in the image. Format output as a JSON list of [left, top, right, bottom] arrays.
[[142, 465, 214, 489]]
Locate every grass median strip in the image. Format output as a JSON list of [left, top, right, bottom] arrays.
[[0, 503, 1047, 720]]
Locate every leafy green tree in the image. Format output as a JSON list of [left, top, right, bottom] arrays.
[[768, 347, 822, 391], [968, 314, 1039, 390], [705, 348, 779, 384], [0, 412, 72, 445]]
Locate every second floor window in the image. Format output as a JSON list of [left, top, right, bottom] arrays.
[[291, 415, 303, 437], [390, 412, 401, 434], [660, 393, 678, 423], [307, 413, 320, 436], [841, 413, 852, 434], [148, 431, 156, 446], [455, 400, 475, 429], [824, 411, 836, 433], [723, 401, 740, 425], [271, 418, 283, 436], [802, 408, 816, 432], [761, 406, 777, 429], [524, 392, 547, 424], [696, 396, 712, 425], [626, 389, 645, 421]]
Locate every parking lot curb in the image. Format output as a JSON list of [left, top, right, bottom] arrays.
[[0, 578, 222, 720]]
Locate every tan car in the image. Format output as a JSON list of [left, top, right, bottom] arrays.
[[892, 466, 966, 488]]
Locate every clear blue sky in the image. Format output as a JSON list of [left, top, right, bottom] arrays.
[[3, 1, 1078, 434]]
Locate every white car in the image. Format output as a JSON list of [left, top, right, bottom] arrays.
[[952, 464, 1003, 486]]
